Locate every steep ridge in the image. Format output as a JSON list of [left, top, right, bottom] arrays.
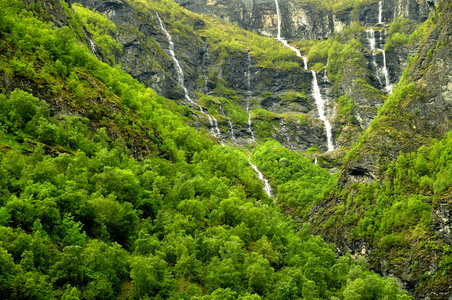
[[175, 0, 435, 40], [0, 1, 420, 299], [60, 0, 432, 153], [305, 1, 452, 298], [64, 0, 341, 152]]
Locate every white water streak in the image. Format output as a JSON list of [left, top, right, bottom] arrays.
[[275, 0, 281, 39], [249, 153, 272, 197], [274, 0, 308, 69], [246, 50, 256, 141], [366, 28, 375, 50], [378, 1, 383, 24], [312, 71, 334, 152], [377, 49, 391, 93], [156, 13, 221, 138]]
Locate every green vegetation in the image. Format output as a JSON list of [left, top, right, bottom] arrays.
[[252, 141, 339, 215], [337, 94, 354, 118], [200, 20, 302, 71], [72, 3, 122, 63], [321, 130, 452, 289], [301, 23, 367, 85], [296, 0, 380, 13], [0, 0, 415, 299]]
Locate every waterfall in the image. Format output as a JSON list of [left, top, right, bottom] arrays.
[[278, 39, 308, 69], [378, 1, 383, 24], [312, 71, 334, 152], [274, 0, 281, 39], [156, 13, 221, 138], [211, 116, 221, 138], [377, 49, 391, 93], [324, 58, 329, 81], [273, 0, 334, 152], [218, 101, 237, 142], [249, 153, 272, 197], [274, 0, 308, 69], [246, 51, 251, 88], [367, 28, 382, 86], [246, 50, 256, 142], [366, 28, 376, 51], [156, 13, 185, 92], [227, 118, 237, 142], [367, 25, 391, 92]]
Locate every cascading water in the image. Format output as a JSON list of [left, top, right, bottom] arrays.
[[156, 13, 221, 138], [312, 70, 334, 152], [378, 1, 383, 24], [366, 13, 391, 93], [218, 102, 237, 143], [324, 58, 329, 81], [248, 153, 272, 197], [243, 51, 272, 196], [227, 118, 237, 142], [377, 48, 391, 93], [158, 14, 272, 196], [275, 0, 281, 39], [367, 28, 383, 86], [273, 1, 333, 151], [246, 50, 256, 141], [274, 0, 308, 69], [366, 28, 376, 51]]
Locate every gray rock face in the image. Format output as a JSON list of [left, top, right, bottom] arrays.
[[61, 0, 436, 153], [433, 196, 452, 246], [175, 0, 434, 40], [65, 0, 187, 100]]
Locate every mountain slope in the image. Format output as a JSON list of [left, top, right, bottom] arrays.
[[301, 1, 452, 298], [0, 0, 418, 299]]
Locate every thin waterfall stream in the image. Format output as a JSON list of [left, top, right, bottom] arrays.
[[378, 0, 383, 24], [366, 5, 392, 93], [248, 153, 272, 198], [312, 70, 334, 152], [367, 28, 383, 87], [245, 49, 272, 196], [156, 13, 221, 138], [377, 48, 391, 93], [273, 0, 334, 151], [246, 50, 256, 142], [274, 0, 308, 69]]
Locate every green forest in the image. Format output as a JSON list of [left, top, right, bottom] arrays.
[[1, 0, 451, 299]]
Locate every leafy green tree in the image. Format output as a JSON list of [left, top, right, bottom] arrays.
[[130, 255, 174, 298], [61, 286, 80, 300], [174, 253, 203, 282], [245, 253, 274, 296], [51, 246, 88, 287], [206, 257, 241, 292], [59, 214, 87, 247], [6, 89, 40, 128], [0, 245, 16, 299], [10, 271, 56, 300]]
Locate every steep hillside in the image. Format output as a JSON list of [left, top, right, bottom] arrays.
[[0, 0, 419, 299], [1, 0, 452, 298], [51, 0, 434, 156], [281, 0, 452, 298]]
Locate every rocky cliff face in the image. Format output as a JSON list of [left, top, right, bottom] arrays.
[[307, 0, 452, 298], [59, 0, 339, 151], [58, 0, 436, 154], [175, 0, 435, 40]]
